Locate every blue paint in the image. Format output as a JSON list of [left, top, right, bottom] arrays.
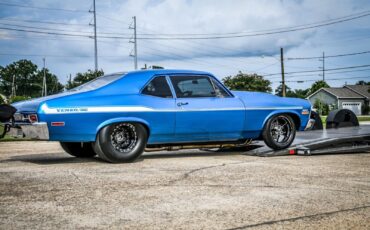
[[12, 69, 312, 143]]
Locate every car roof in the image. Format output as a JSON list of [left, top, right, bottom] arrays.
[[110, 69, 214, 76]]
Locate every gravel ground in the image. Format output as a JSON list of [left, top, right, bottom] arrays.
[[0, 141, 369, 229]]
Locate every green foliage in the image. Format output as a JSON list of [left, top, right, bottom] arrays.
[[0, 94, 5, 104], [362, 103, 369, 115], [308, 80, 330, 96], [223, 72, 272, 93], [65, 69, 104, 90], [0, 59, 64, 98], [35, 68, 64, 95], [9, 95, 29, 103], [356, 80, 370, 85], [313, 99, 329, 116], [275, 84, 309, 98]]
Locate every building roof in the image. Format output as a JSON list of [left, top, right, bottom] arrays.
[[307, 87, 365, 99], [344, 85, 370, 99], [323, 87, 365, 98]]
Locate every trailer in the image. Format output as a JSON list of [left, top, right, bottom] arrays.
[[247, 125, 370, 157]]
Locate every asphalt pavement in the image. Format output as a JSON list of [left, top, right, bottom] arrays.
[[0, 141, 369, 229]]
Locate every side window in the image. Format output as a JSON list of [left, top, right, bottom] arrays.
[[170, 75, 216, 98], [142, 76, 173, 98], [210, 78, 231, 97]]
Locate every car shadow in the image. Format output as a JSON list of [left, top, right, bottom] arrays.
[[3, 145, 264, 165], [4, 153, 104, 165], [142, 145, 264, 159]]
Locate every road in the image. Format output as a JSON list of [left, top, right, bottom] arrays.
[[0, 141, 369, 229]]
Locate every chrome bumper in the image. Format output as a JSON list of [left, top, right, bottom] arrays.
[[8, 122, 49, 140], [304, 119, 316, 131]]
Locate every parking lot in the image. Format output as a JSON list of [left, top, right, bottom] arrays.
[[0, 141, 369, 229]]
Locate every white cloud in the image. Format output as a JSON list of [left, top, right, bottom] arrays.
[[0, 0, 370, 90]]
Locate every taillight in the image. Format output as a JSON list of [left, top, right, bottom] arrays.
[[28, 114, 38, 123]]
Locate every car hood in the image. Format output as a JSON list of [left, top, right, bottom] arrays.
[[11, 91, 78, 113], [232, 91, 311, 109]]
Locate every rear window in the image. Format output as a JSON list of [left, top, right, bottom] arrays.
[[69, 73, 125, 92]]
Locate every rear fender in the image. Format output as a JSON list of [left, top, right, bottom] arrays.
[[96, 117, 150, 137]]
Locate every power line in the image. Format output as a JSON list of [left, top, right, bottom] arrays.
[[277, 76, 370, 83], [0, 22, 93, 34], [263, 64, 370, 76], [2, 11, 370, 40], [137, 10, 370, 37], [0, 27, 91, 38], [0, 53, 130, 58], [130, 11, 370, 40], [0, 18, 88, 26], [269, 68, 370, 79], [0, 2, 87, 12], [287, 50, 370, 60]]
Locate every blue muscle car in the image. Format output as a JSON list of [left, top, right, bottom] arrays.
[[2, 69, 313, 162]]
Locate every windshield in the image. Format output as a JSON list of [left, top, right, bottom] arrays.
[[69, 73, 126, 92]]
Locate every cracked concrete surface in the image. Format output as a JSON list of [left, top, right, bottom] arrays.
[[0, 141, 369, 229]]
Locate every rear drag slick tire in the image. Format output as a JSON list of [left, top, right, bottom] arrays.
[[93, 123, 148, 163]]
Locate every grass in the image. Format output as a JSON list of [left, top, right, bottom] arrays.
[[320, 115, 370, 125], [358, 116, 370, 122]]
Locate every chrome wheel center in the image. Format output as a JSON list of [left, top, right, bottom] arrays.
[[270, 116, 292, 144]]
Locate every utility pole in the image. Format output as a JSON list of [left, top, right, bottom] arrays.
[[280, 47, 286, 97], [129, 16, 138, 70], [42, 57, 47, 96], [322, 52, 325, 81], [90, 0, 98, 77]]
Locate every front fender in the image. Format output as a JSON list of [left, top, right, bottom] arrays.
[[96, 117, 150, 134], [262, 110, 303, 130]]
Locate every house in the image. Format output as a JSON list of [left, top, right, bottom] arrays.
[[307, 85, 369, 115]]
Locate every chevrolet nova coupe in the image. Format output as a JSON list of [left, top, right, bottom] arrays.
[[2, 70, 313, 162]]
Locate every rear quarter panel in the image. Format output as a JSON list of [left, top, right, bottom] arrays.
[[38, 92, 176, 143]]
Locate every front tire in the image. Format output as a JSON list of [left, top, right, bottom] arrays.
[[93, 123, 148, 163], [262, 114, 296, 150], [60, 142, 96, 158]]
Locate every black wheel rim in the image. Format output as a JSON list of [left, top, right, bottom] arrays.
[[270, 116, 292, 144], [110, 123, 138, 153]]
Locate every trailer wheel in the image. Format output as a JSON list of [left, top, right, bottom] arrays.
[[326, 109, 359, 129], [60, 142, 96, 158], [309, 111, 323, 130], [93, 123, 148, 163], [262, 114, 296, 150]]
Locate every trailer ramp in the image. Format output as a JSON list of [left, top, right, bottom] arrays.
[[247, 125, 370, 157]]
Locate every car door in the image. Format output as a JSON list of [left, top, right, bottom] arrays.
[[140, 75, 176, 144], [169, 75, 245, 142]]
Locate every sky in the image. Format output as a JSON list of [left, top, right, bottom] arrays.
[[0, 0, 370, 93]]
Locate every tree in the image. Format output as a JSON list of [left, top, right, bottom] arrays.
[[34, 68, 64, 96], [293, 89, 310, 99], [275, 84, 309, 98], [0, 59, 38, 97], [0, 93, 5, 104], [0, 59, 64, 98], [314, 99, 329, 116], [275, 84, 294, 97], [307, 80, 330, 96], [356, 80, 370, 85], [223, 72, 272, 93], [65, 69, 104, 90]]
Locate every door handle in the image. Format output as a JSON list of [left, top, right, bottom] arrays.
[[177, 102, 189, 106]]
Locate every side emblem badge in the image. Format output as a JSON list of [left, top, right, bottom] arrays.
[[51, 122, 65, 127]]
